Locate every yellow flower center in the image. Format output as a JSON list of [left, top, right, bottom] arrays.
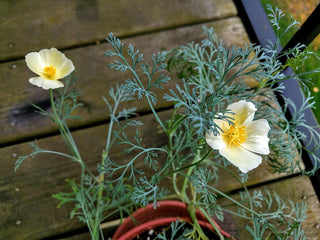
[[223, 121, 247, 147], [43, 65, 56, 79]]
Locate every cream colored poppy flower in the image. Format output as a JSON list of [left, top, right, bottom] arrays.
[[206, 100, 270, 173], [25, 48, 75, 90]]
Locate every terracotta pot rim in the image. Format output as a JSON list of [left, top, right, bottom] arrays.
[[112, 200, 233, 240]]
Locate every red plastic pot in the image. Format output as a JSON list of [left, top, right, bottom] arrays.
[[112, 200, 234, 240]]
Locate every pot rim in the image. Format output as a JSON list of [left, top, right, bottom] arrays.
[[112, 200, 234, 240]]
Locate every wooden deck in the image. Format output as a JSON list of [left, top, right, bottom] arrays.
[[1, 1, 320, 239]]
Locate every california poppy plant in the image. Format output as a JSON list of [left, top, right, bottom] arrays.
[[206, 100, 270, 173], [16, 19, 317, 238], [25, 48, 75, 90]]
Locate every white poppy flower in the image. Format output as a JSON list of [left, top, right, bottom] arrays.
[[206, 100, 270, 173], [25, 48, 75, 90]]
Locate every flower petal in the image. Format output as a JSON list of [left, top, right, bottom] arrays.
[[206, 131, 226, 150], [219, 146, 262, 173], [242, 119, 270, 155], [29, 77, 64, 90], [206, 118, 229, 149], [25, 48, 75, 86], [38, 48, 75, 80], [55, 57, 75, 79], [25, 52, 44, 75], [226, 100, 256, 126], [38, 48, 61, 66]]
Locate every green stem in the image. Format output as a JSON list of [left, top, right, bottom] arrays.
[[211, 161, 260, 237], [120, 55, 167, 133], [50, 89, 92, 175], [35, 149, 78, 161], [167, 134, 181, 199], [51, 90, 100, 238], [211, 163, 288, 237], [221, 208, 254, 220], [146, 96, 166, 132], [198, 207, 225, 240], [172, 171, 181, 198], [162, 149, 212, 179], [210, 187, 259, 218], [95, 92, 126, 239], [92, 178, 104, 240], [179, 148, 206, 202], [212, 162, 253, 211], [187, 204, 208, 240], [103, 97, 121, 159], [50, 89, 82, 161]]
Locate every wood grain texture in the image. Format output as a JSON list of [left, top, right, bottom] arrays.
[[0, 17, 249, 145], [0, 0, 236, 61], [217, 175, 320, 240], [1, 1, 319, 239], [60, 177, 320, 240], [0, 110, 168, 240], [0, 108, 312, 240]]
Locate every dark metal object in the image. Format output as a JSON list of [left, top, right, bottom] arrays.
[[234, 0, 320, 199]]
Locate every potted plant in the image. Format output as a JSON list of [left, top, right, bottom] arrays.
[[112, 200, 234, 240], [15, 6, 320, 240]]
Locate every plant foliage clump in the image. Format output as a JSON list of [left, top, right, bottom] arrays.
[[15, 5, 320, 240]]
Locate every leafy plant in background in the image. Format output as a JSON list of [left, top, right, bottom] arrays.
[[15, 6, 320, 240], [261, 0, 320, 121]]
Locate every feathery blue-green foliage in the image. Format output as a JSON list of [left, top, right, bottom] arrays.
[[15, 6, 320, 240]]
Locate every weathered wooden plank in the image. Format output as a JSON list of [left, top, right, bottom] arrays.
[[0, 17, 250, 145], [60, 177, 320, 240], [0, 0, 237, 61], [60, 232, 92, 240], [0, 110, 169, 240], [216, 175, 320, 240], [0, 108, 302, 240]]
